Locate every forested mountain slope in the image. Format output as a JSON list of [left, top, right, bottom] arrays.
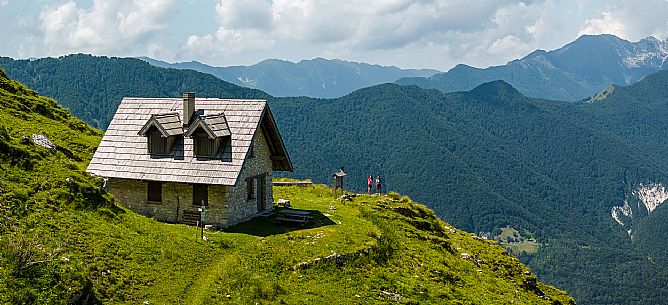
[[139, 56, 439, 98], [0, 54, 268, 129], [0, 70, 573, 304], [271, 75, 668, 305], [397, 34, 668, 101], [1, 54, 667, 304]]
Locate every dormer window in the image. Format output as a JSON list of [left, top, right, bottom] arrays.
[[147, 127, 168, 154], [138, 113, 183, 155], [185, 113, 232, 159], [193, 130, 215, 157]]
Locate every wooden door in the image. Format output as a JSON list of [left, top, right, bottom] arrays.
[[193, 184, 208, 206], [257, 176, 266, 211]]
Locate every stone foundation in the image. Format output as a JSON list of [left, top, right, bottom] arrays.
[[108, 178, 229, 227]]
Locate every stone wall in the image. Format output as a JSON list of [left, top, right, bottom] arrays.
[[226, 127, 274, 226], [108, 178, 229, 226], [107, 126, 274, 228]]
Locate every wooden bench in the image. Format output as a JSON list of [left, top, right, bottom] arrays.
[[275, 209, 311, 225], [182, 210, 200, 226]]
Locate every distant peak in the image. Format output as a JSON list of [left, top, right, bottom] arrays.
[[447, 63, 479, 73], [569, 33, 627, 46], [470, 80, 524, 98], [640, 36, 660, 43], [521, 49, 547, 60], [571, 33, 665, 46], [453, 63, 474, 69], [310, 57, 336, 62], [257, 58, 292, 65], [576, 33, 622, 40]]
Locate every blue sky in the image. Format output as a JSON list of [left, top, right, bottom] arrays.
[[2, 0, 668, 70]]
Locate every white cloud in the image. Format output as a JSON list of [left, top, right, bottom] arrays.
[[183, 0, 276, 60], [216, 0, 273, 30], [579, 0, 668, 41], [8, 0, 667, 70], [183, 0, 570, 67], [579, 11, 627, 38], [267, 0, 521, 49], [147, 41, 176, 62], [180, 0, 596, 68], [488, 35, 526, 56], [37, 0, 176, 56]]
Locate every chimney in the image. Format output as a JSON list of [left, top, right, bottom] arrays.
[[183, 92, 195, 127]]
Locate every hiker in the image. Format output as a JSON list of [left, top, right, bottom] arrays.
[[376, 176, 382, 194], [367, 175, 373, 194]]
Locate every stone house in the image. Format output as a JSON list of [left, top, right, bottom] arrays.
[[86, 93, 293, 228]]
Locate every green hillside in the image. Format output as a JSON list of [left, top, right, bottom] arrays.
[[0, 71, 573, 304]]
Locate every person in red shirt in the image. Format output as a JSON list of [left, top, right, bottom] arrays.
[[367, 175, 373, 194]]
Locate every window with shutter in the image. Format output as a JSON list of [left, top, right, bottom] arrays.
[[148, 130, 167, 154], [194, 134, 214, 156], [147, 181, 162, 202]]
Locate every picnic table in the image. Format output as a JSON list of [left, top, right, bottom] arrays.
[[275, 209, 311, 225]]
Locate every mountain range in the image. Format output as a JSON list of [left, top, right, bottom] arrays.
[[140, 34, 668, 103], [1, 43, 668, 304], [397, 34, 668, 101], [139, 56, 439, 98]]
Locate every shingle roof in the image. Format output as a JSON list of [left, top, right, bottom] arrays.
[[138, 112, 183, 137], [184, 113, 231, 139], [87, 97, 293, 185]]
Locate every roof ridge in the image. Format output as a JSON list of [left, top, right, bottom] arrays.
[[121, 97, 267, 102], [151, 112, 180, 117], [201, 112, 226, 118]]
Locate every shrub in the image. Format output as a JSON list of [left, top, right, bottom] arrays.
[[400, 195, 411, 203], [387, 192, 400, 200], [0, 230, 58, 276]]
